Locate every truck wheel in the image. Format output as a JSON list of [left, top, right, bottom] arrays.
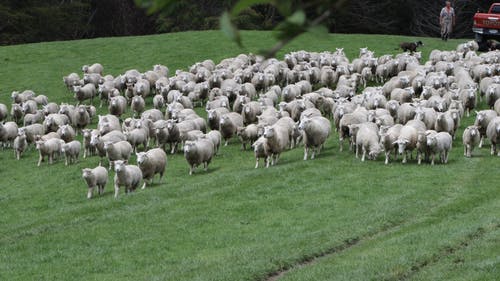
[[475, 33, 488, 52]]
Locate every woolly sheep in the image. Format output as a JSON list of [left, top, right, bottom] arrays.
[[124, 127, 148, 153], [353, 122, 381, 161], [108, 96, 127, 117], [426, 132, 453, 165], [0, 103, 8, 122], [35, 138, 64, 166], [416, 130, 437, 165], [393, 121, 424, 164], [90, 130, 126, 165], [23, 109, 44, 126], [57, 124, 76, 143], [474, 109, 498, 147], [82, 129, 98, 158], [207, 107, 230, 131], [462, 125, 480, 157], [63, 73, 81, 89], [72, 84, 96, 105], [486, 116, 500, 156], [203, 130, 222, 155], [61, 140, 81, 165], [82, 63, 103, 75], [414, 106, 437, 130], [98, 114, 121, 135], [397, 103, 417, 125], [74, 105, 91, 133], [379, 124, 402, 164], [113, 160, 143, 198], [136, 148, 167, 189], [131, 95, 145, 118], [153, 94, 165, 110], [141, 109, 164, 122], [0, 121, 19, 148], [251, 136, 270, 168], [13, 129, 28, 160], [219, 112, 244, 146], [262, 123, 290, 167], [485, 83, 500, 108], [82, 166, 108, 199], [298, 116, 331, 160], [183, 138, 214, 175], [236, 124, 259, 150]]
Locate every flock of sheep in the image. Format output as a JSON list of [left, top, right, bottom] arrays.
[[2, 39, 500, 199]]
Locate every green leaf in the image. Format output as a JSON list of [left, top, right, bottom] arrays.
[[285, 10, 306, 26], [231, 0, 273, 17], [307, 24, 329, 36], [220, 11, 242, 47]]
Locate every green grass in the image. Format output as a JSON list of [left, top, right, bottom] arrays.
[[0, 31, 498, 281]]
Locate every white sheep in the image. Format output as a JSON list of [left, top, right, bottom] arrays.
[[72, 84, 96, 105], [136, 148, 167, 189], [13, 129, 28, 160], [379, 124, 402, 164], [61, 140, 81, 165], [35, 138, 64, 166], [202, 130, 222, 155], [131, 95, 145, 117], [236, 124, 259, 150], [183, 138, 214, 175], [113, 160, 143, 198], [262, 123, 290, 167], [82, 166, 108, 199], [219, 112, 244, 146], [462, 125, 480, 158], [82, 63, 103, 75], [298, 116, 331, 160], [353, 122, 381, 161], [426, 132, 453, 165], [0, 121, 19, 148], [108, 96, 127, 118], [486, 116, 500, 156]]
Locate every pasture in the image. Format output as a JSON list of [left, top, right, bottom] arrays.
[[0, 30, 499, 281]]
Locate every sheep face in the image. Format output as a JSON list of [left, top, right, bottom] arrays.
[[263, 127, 275, 139], [426, 136, 437, 147], [393, 139, 409, 154], [114, 160, 126, 173], [136, 152, 148, 165]]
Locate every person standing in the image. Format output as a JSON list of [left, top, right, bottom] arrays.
[[440, 1, 456, 41]]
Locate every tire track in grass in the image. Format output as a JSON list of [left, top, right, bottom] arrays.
[[393, 222, 500, 281], [263, 163, 492, 281]]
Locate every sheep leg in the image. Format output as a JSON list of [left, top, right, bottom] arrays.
[[385, 151, 390, 165], [255, 158, 259, 169], [311, 148, 316, 160], [479, 136, 484, 148], [361, 147, 366, 162], [37, 154, 43, 166], [114, 184, 120, 198], [87, 187, 93, 199], [431, 154, 435, 165], [65, 156, 68, 166], [417, 152, 422, 165], [189, 165, 194, 175], [491, 144, 495, 155], [49, 154, 53, 165], [402, 153, 407, 164], [141, 182, 146, 190], [265, 156, 270, 168], [339, 138, 343, 152], [204, 161, 208, 171], [464, 145, 467, 157], [303, 147, 308, 161]]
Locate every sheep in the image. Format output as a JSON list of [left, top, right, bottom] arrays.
[[13, 129, 28, 160], [113, 160, 143, 198], [251, 136, 271, 168], [206, 96, 229, 111], [141, 109, 164, 122], [35, 138, 64, 166], [21, 100, 38, 115], [414, 106, 437, 130], [108, 96, 127, 117], [124, 127, 148, 153], [207, 108, 230, 131], [415, 130, 437, 165], [396, 103, 417, 125], [486, 116, 500, 156], [262, 123, 290, 167], [23, 109, 44, 126], [63, 73, 81, 89], [42, 102, 60, 116], [11, 90, 34, 104], [82, 63, 103, 75], [474, 109, 498, 148], [379, 124, 402, 164], [10, 104, 23, 124], [90, 130, 127, 164], [104, 140, 133, 170], [153, 94, 165, 110], [183, 138, 214, 175], [319, 67, 338, 88], [0, 104, 8, 122], [0, 121, 19, 148], [462, 125, 481, 157], [202, 130, 222, 155], [495, 98, 500, 115], [236, 124, 259, 150], [390, 87, 415, 104], [219, 112, 244, 146], [426, 132, 453, 165], [82, 166, 108, 199], [57, 124, 76, 143], [471, 64, 493, 82], [351, 122, 381, 161], [298, 116, 331, 160], [72, 105, 91, 134], [136, 148, 167, 189], [485, 83, 500, 108], [32, 94, 48, 106], [393, 123, 421, 164], [241, 101, 262, 125], [72, 84, 96, 105], [338, 110, 367, 152], [82, 129, 98, 158], [61, 140, 81, 165], [131, 95, 145, 117]]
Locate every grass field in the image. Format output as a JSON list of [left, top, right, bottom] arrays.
[[0, 30, 499, 281]]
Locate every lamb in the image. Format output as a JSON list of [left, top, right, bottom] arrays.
[[459, 88, 476, 117], [426, 132, 453, 165], [35, 138, 64, 166], [219, 112, 244, 146], [415, 130, 437, 165], [13, 129, 28, 160], [11, 90, 34, 104], [108, 96, 127, 117], [82, 63, 104, 75], [262, 123, 290, 167], [298, 116, 331, 160], [82, 166, 108, 199], [236, 124, 259, 150], [113, 160, 143, 198], [474, 109, 498, 147], [183, 138, 215, 175], [61, 140, 81, 165], [353, 122, 381, 161], [21, 100, 38, 115], [0, 121, 19, 148], [486, 116, 500, 156], [136, 148, 167, 189], [202, 130, 222, 155], [42, 102, 60, 116], [57, 124, 76, 143], [462, 125, 481, 157], [131, 95, 145, 117], [251, 136, 271, 168], [32, 94, 48, 106], [82, 129, 98, 158], [72, 84, 96, 105]]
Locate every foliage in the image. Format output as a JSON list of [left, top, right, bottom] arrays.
[[0, 30, 499, 281]]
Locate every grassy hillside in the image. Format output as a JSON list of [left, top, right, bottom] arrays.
[[0, 31, 498, 281]]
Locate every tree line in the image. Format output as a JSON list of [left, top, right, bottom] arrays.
[[0, 0, 497, 46]]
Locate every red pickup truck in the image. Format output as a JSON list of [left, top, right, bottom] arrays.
[[473, 3, 500, 49]]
